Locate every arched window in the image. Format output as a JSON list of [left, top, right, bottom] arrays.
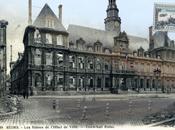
[[45, 73, 53, 88], [34, 29, 41, 43], [35, 73, 42, 88], [57, 35, 63, 45], [34, 49, 41, 65], [46, 52, 53, 65], [46, 34, 52, 44]]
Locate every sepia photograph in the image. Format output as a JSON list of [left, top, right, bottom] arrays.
[[0, 0, 175, 129]]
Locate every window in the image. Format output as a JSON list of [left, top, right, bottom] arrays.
[[105, 64, 109, 70], [77, 43, 83, 50], [46, 34, 52, 44], [96, 64, 101, 70], [56, 54, 63, 67], [34, 49, 41, 65], [78, 57, 84, 69], [88, 47, 93, 52], [69, 76, 75, 85], [45, 73, 53, 87], [34, 29, 41, 43], [69, 56, 75, 69], [57, 74, 63, 85], [46, 52, 53, 65], [45, 19, 55, 28], [105, 49, 110, 54], [97, 46, 101, 52], [90, 62, 93, 69], [57, 35, 63, 45]]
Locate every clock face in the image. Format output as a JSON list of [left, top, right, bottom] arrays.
[[114, 22, 119, 28]]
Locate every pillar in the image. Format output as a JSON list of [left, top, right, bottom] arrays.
[[143, 78, 147, 91], [102, 76, 105, 91], [84, 76, 88, 91], [137, 77, 140, 92], [75, 75, 79, 91], [150, 78, 153, 91], [63, 52, 69, 91], [93, 75, 96, 91]]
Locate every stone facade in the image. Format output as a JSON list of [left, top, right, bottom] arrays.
[[10, 1, 175, 95], [0, 20, 8, 97]]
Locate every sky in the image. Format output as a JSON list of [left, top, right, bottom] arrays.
[[1, 0, 175, 73]]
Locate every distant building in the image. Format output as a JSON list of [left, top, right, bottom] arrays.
[[10, 0, 175, 95], [0, 20, 8, 97]]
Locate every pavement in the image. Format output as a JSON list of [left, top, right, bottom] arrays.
[[0, 94, 174, 126], [31, 93, 175, 99]]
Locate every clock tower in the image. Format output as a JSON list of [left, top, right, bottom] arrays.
[[105, 0, 121, 35]]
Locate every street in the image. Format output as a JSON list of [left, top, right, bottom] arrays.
[[0, 94, 175, 126]]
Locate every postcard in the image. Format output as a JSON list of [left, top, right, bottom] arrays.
[[0, 0, 175, 130]]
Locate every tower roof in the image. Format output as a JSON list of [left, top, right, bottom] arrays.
[[33, 4, 67, 32]]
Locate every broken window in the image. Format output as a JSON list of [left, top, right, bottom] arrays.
[[56, 54, 63, 67], [34, 49, 41, 65], [46, 34, 52, 44], [78, 57, 84, 69], [34, 29, 41, 43], [69, 55, 75, 69], [56, 74, 63, 85], [45, 72, 53, 88], [46, 52, 53, 65], [35, 73, 42, 88], [57, 35, 63, 45]]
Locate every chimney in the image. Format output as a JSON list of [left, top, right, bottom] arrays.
[[58, 4, 62, 24], [28, 0, 32, 25], [10, 45, 12, 63]]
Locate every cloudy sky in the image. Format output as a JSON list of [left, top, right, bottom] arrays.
[[0, 0, 175, 73]]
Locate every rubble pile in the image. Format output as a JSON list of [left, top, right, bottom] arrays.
[[0, 95, 21, 117], [143, 102, 175, 125]]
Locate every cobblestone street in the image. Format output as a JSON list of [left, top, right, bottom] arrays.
[[0, 94, 174, 126]]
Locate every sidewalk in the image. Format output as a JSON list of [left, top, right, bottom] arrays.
[[30, 93, 175, 99]]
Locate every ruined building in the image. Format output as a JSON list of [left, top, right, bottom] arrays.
[[0, 20, 8, 97], [10, 0, 175, 95]]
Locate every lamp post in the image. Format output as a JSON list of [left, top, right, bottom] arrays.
[[153, 68, 161, 92]]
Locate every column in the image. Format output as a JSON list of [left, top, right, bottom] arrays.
[[102, 76, 105, 91], [143, 78, 147, 91], [75, 75, 79, 91], [63, 53, 69, 91], [127, 78, 131, 91], [150, 78, 152, 91], [93, 75, 96, 91], [53, 51, 56, 91], [84, 76, 88, 91], [137, 77, 140, 92], [42, 71, 45, 91], [113, 77, 116, 88], [41, 49, 45, 91]]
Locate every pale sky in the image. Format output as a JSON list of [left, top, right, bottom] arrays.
[[1, 0, 175, 73]]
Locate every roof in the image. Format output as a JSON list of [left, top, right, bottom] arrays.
[[128, 35, 149, 50], [33, 4, 67, 32], [67, 24, 148, 49], [67, 24, 117, 48]]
